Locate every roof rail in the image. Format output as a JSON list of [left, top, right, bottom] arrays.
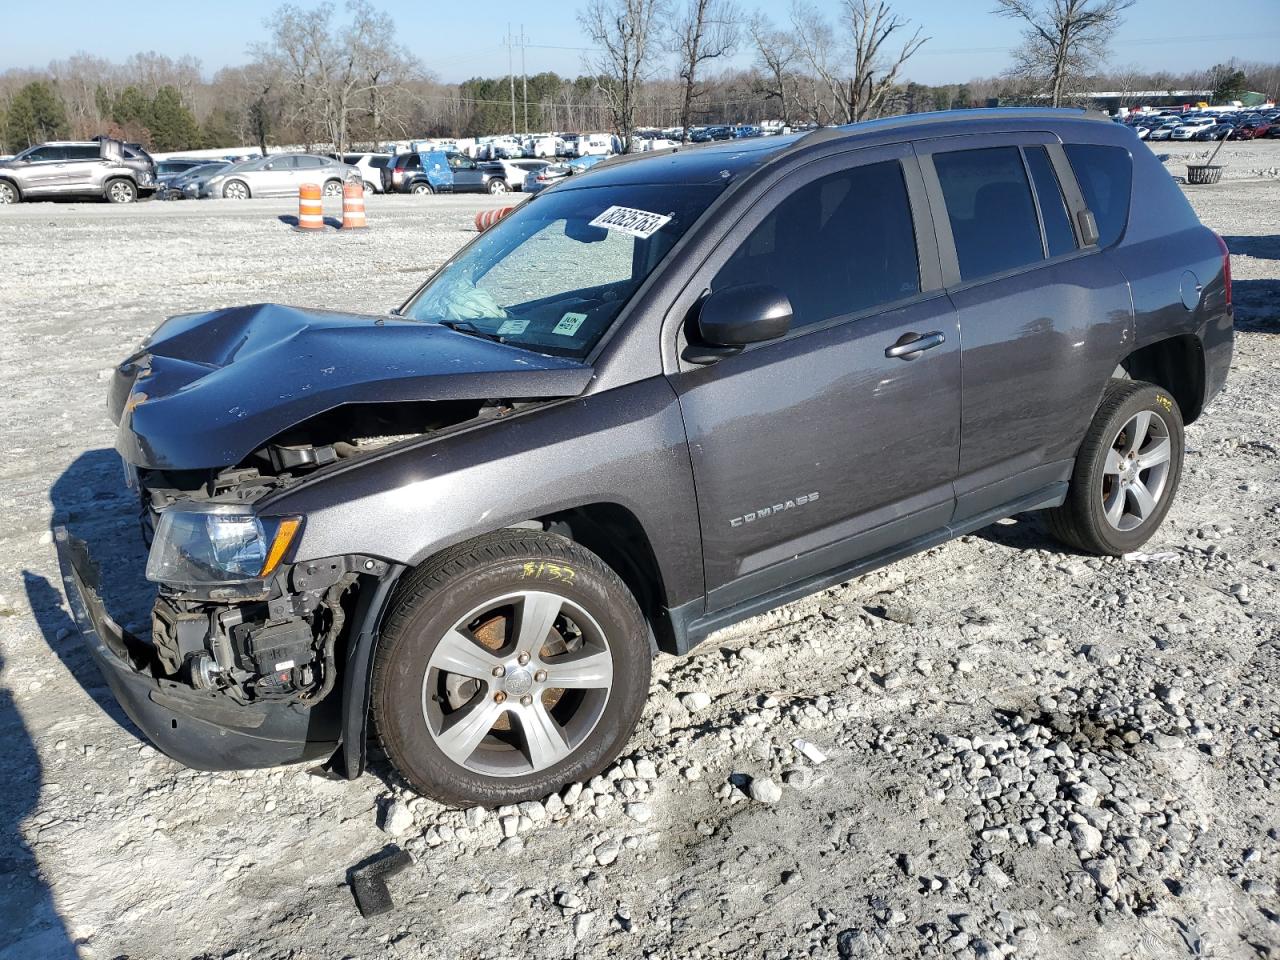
[[793, 107, 1109, 150]]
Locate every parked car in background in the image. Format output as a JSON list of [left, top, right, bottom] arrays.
[[155, 158, 210, 187], [1230, 120, 1273, 140], [383, 149, 507, 195], [523, 136, 562, 158], [1146, 120, 1181, 141], [1170, 117, 1215, 140], [334, 153, 392, 193], [522, 154, 606, 194], [161, 161, 231, 200], [482, 158, 550, 192], [62, 109, 1232, 808], [0, 138, 157, 204], [201, 154, 360, 199], [575, 133, 615, 156], [1193, 122, 1237, 141]]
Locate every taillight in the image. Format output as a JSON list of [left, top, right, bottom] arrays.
[[1214, 232, 1232, 307]]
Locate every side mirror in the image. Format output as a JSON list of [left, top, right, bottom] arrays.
[[688, 283, 791, 363]]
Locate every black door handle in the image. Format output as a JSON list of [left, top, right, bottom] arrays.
[[885, 330, 946, 360]]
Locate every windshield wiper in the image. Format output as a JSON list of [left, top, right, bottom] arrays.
[[437, 320, 507, 343]]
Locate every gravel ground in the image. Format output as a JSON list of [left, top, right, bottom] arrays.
[[0, 145, 1278, 960]]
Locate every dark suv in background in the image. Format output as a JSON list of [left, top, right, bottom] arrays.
[[0, 137, 157, 203], [59, 109, 1231, 808], [382, 148, 506, 195]]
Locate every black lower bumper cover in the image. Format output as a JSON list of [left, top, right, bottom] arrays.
[[54, 526, 338, 771]]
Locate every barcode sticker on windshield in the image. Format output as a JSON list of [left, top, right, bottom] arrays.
[[589, 205, 672, 238], [553, 312, 587, 336], [497, 318, 529, 335]]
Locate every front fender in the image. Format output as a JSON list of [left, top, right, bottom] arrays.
[[262, 375, 704, 610]]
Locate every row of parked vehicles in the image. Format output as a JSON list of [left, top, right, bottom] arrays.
[[1123, 109, 1280, 142]]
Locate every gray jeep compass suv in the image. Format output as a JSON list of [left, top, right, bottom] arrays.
[[57, 109, 1233, 806], [0, 138, 157, 203]]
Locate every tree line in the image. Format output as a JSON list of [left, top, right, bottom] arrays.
[[1, 0, 1277, 155]]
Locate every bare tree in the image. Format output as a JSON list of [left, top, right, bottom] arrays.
[[994, 0, 1134, 107], [790, 0, 927, 124], [747, 12, 797, 126], [580, 0, 666, 150], [257, 1, 419, 152], [670, 0, 740, 139]]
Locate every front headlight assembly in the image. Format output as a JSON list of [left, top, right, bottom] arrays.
[[146, 505, 301, 589]]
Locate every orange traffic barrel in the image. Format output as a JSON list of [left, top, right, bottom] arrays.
[[341, 179, 367, 230], [296, 183, 323, 231], [474, 206, 515, 232]]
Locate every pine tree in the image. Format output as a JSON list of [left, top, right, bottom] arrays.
[[4, 81, 69, 149]]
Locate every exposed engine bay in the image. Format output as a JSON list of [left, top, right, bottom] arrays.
[[132, 398, 522, 709]]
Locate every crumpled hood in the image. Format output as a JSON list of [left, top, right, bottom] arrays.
[[111, 303, 594, 470]]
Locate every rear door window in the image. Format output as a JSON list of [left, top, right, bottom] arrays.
[[1023, 146, 1076, 257], [933, 146, 1043, 282], [294, 155, 325, 169], [65, 145, 101, 161], [713, 160, 921, 329], [1064, 144, 1132, 247]]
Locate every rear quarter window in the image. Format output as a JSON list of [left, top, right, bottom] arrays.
[[1064, 144, 1132, 247]]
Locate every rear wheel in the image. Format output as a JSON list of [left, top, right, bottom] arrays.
[[1047, 380, 1184, 556], [105, 178, 137, 204], [323, 179, 343, 196], [411, 182, 433, 195], [372, 530, 651, 806]]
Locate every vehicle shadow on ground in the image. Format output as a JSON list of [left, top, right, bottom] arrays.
[[277, 214, 345, 230], [0, 650, 80, 958], [973, 512, 1068, 553], [1223, 234, 1280, 260], [1232, 278, 1280, 331], [23, 448, 152, 738]]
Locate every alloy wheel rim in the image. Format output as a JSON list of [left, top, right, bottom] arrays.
[[110, 182, 133, 203], [0, 184, 14, 203], [422, 591, 613, 777], [1100, 410, 1172, 532], [324, 181, 342, 196], [226, 182, 246, 199]]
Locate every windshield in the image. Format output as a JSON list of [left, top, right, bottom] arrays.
[[401, 183, 722, 357]]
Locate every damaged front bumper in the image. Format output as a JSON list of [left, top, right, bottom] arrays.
[[54, 527, 339, 771]]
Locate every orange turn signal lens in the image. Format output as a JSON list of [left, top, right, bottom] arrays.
[[259, 517, 302, 578]]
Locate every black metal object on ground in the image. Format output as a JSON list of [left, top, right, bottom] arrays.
[[349, 846, 413, 918]]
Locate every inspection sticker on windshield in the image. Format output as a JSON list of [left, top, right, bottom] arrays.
[[553, 312, 587, 336], [497, 318, 529, 335], [589, 205, 672, 238]]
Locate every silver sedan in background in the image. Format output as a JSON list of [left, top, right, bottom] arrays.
[[200, 154, 361, 199]]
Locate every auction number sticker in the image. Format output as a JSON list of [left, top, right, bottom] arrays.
[[553, 312, 587, 336], [496, 318, 529, 335], [589, 205, 672, 238]]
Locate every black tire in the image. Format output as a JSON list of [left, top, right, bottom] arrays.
[[362, 180, 376, 194], [487, 178, 509, 194], [0, 179, 20, 204], [104, 178, 137, 204], [410, 181, 433, 195], [372, 529, 651, 807], [1046, 380, 1184, 556]]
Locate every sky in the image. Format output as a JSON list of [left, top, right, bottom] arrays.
[[2, 0, 1278, 86]]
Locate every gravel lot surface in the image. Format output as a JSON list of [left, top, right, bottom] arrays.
[[1, 145, 1278, 960]]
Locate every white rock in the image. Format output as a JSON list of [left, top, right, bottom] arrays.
[[792, 738, 828, 764], [499, 815, 519, 838], [382, 799, 413, 836], [624, 802, 653, 824], [573, 911, 597, 939], [594, 840, 621, 866], [464, 806, 487, 829], [749, 777, 783, 803], [1070, 783, 1100, 807], [635, 758, 658, 780], [681, 691, 712, 713], [1071, 823, 1103, 854]]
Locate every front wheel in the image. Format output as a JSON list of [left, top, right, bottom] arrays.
[[1047, 380, 1184, 556], [222, 179, 250, 200], [372, 530, 651, 807]]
